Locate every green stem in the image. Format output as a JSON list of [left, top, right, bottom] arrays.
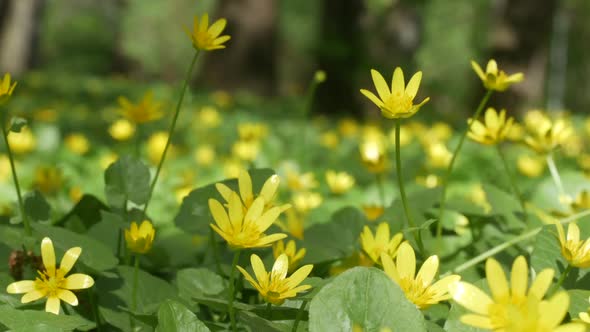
[[266, 302, 272, 320], [291, 300, 308, 332], [550, 265, 572, 295], [442, 208, 590, 276], [0, 113, 29, 235], [88, 289, 102, 332], [436, 89, 493, 253], [395, 120, 424, 254], [143, 50, 200, 214], [546, 153, 567, 200], [132, 255, 139, 311], [228, 250, 241, 332], [376, 173, 386, 207], [496, 145, 527, 223]]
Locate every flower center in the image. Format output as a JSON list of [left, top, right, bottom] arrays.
[[36, 269, 65, 296], [383, 93, 413, 116]]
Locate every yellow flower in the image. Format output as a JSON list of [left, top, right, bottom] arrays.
[[187, 14, 230, 51], [470, 184, 492, 213], [6, 237, 94, 314], [467, 108, 515, 145], [416, 174, 441, 189], [570, 190, 590, 212], [33, 166, 63, 195], [238, 123, 268, 142], [555, 222, 590, 268], [314, 70, 327, 83], [273, 240, 306, 272], [108, 119, 136, 141], [194, 144, 216, 166], [578, 296, 590, 323], [320, 131, 339, 149], [212, 90, 233, 108], [65, 133, 90, 155], [100, 152, 118, 169], [471, 59, 524, 91], [360, 138, 388, 173], [0, 73, 17, 104], [287, 170, 318, 191], [325, 170, 355, 194], [216, 170, 289, 213], [381, 242, 460, 309], [449, 256, 566, 330], [524, 118, 573, 155], [360, 222, 403, 264], [147, 131, 174, 165], [209, 190, 287, 248], [117, 91, 163, 124], [362, 204, 385, 222], [232, 140, 260, 161], [197, 106, 221, 128], [426, 142, 452, 169], [338, 118, 359, 137], [360, 67, 429, 119], [517, 155, 545, 178], [276, 209, 305, 240], [7, 127, 36, 154], [292, 192, 323, 213], [125, 220, 156, 254], [237, 253, 313, 305]]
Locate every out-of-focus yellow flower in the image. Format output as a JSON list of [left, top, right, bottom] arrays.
[[147, 131, 174, 165], [449, 256, 567, 331], [209, 191, 287, 249], [7, 127, 36, 154], [34, 166, 63, 195], [471, 59, 524, 91], [273, 240, 306, 272], [0, 154, 11, 182], [555, 222, 590, 268], [232, 140, 259, 162], [416, 174, 441, 188], [223, 159, 243, 179], [277, 209, 305, 240], [320, 131, 339, 149], [287, 170, 318, 191], [216, 170, 289, 213], [118, 91, 163, 124], [69, 186, 83, 203], [175, 185, 192, 204], [293, 192, 323, 213], [6, 237, 94, 314], [467, 108, 514, 145], [212, 90, 232, 108], [108, 119, 135, 141], [197, 106, 221, 128], [194, 144, 216, 166], [362, 204, 385, 221], [187, 14, 230, 51], [524, 117, 573, 155], [571, 190, 590, 212], [360, 138, 388, 173], [237, 254, 312, 305], [125, 220, 156, 254], [238, 123, 268, 142], [314, 70, 326, 83], [0, 73, 17, 104], [100, 152, 118, 169], [382, 242, 460, 309], [338, 118, 359, 138], [325, 170, 355, 194], [360, 222, 403, 264], [360, 67, 429, 119], [419, 122, 453, 146], [470, 184, 492, 213], [426, 142, 452, 169], [517, 155, 545, 178], [388, 125, 413, 147], [507, 122, 525, 141], [64, 133, 90, 155]]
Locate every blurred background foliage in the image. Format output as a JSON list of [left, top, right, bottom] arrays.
[[1, 0, 590, 121]]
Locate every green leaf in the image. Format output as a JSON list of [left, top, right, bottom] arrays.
[[9, 116, 27, 133], [176, 268, 226, 299], [309, 267, 426, 332], [175, 168, 275, 234], [239, 310, 291, 332], [156, 300, 210, 332], [32, 223, 118, 272], [0, 304, 95, 331], [24, 190, 51, 222], [97, 266, 177, 331], [302, 207, 365, 264], [56, 195, 108, 230], [568, 289, 590, 318], [482, 183, 523, 228], [104, 155, 150, 207]]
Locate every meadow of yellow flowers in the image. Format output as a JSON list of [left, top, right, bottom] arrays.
[[1, 12, 590, 332]]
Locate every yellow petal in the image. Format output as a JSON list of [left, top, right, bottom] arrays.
[[259, 174, 280, 203], [528, 268, 554, 300], [228, 192, 244, 230], [375, 223, 390, 245], [237, 266, 261, 291], [238, 170, 253, 206], [255, 206, 282, 232], [507, 73, 524, 83], [429, 275, 461, 297], [285, 264, 313, 289], [6, 280, 35, 294], [459, 314, 493, 329], [510, 256, 528, 299], [396, 242, 416, 280], [360, 89, 384, 108], [370, 69, 391, 101], [45, 296, 61, 315], [199, 13, 209, 32], [404, 71, 422, 99], [449, 281, 493, 315], [470, 61, 486, 81], [554, 323, 586, 332], [209, 199, 230, 231], [555, 222, 566, 245], [207, 18, 227, 38], [538, 291, 569, 329], [21, 289, 46, 303], [485, 258, 509, 301], [215, 183, 233, 202], [63, 273, 94, 290], [568, 223, 580, 242], [41, 237, 56, 275], [245, 197, 265, 225], [391, 67, 405, 95], [381, 253, 400, 284], [250, 254, 268, 284], [486, 59, 498, 75], [255, 233, 288, 247], [271, 254, 289, 281], [213, 35, 231, 45], [59, 247, 81, 275], [416, 255, 439, 287], [57, 289, 78, 306]]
